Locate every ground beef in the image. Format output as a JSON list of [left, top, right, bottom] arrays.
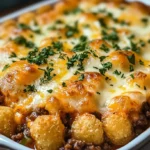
[[59, 139, 101, 150], [142, 102, 150, 119], [11, 133, 24, 141], [133, 102, 150, 136], [0, 91, 4, 105], [11, 124, 31, 142], [29, 107, 49, 121]]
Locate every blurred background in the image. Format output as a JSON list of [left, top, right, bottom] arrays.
[[0, 0, 43, 17]]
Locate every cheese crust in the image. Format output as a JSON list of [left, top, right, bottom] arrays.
[[0, 0, 150, 149]]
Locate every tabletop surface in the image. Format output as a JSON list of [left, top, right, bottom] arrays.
[[0, 0, 149, 149]]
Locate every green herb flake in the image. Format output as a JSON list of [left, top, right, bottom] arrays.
[[62, 82, 67, 87], [47, 89, 53, 93], [2, 64, 10, 71], [102, 62, 112, 70], [127, 54, 135, 65], [99, 56, 107, 62], [139, 60, 144, 65], [78, 74, 84, 81], [129, 65, 134, 72], [113, 70, 121, 75], [96, 92, 101, 95], [9, 52, 17, 58], [24, 85, 37, 92], [130, 74, 134, 79], [100, 44, 110, 53]]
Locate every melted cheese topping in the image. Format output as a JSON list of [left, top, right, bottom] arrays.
[[0, 0, 150, 120]]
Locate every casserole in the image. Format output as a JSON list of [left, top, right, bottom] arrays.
[[0, 0, 150, 150]]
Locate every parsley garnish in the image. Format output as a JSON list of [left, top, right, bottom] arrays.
[[62, 82, 67, 87], [113, 70, 121, 75], [129, 65, 134, 72], [96, 92, 101, 95], [100, 44, 110, 53], [52, 41, 63, 51], [47, 89, 53, 93], [139, 60, 144, 65], [78, 74, 84, 81], [72, 42, 87, 52], [9, 52, 17, 58], [39, 67, 55, 84], [13, 36, 35, 48], [24, 85, 37, 92], [127, 54, 135, 65], [102, 30, 119, 41], [26, 46, 55, 65], [99, 56, 107, 62], [2, 64, 10, 71], [102, 62, 112, 70], [130, 74, 134, 79], [65, 21, 79, 37]]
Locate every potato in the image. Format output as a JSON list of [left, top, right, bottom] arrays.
[[30, 115, 65, 150], [103, 113, 132, 146], [71, 113, 103, 144], [0, 106, 16, 137]]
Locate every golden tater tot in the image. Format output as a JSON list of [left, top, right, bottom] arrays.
[[103, 113, 132, 146], [30, 115, 65, 150], [0, 106, 16, 137], [71, 113, 103, 144]]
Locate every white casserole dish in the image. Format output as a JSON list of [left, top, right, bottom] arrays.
[[0, 0, 149, 149]]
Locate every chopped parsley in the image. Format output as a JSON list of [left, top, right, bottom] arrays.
[[113, 70, 121, 75], [13, 36, 35, 48], [47, 89, 53, 93], [129, 65, 134, 72], [102, 62, 112, 70], [78, 74, 84, 81], [130, 41, 140, 53], [99, 56, 107, 62], [24, 85, 37, 92], [18, 23, 30, 30], [2, 64, 10, 71], [62, 82, 67, 87], [96, 92, 101, 95], [102, 30, 119, 41], [67, 52, 89, 70], [52, 41, 63, 51], [130, 74, 134, 79], [65, 21, 79, 37], [100, 44, 110, 53], [39, 67, 55, 84], [127, 54, 135, 65], [72, 42, 87, 52], [139, 60, 144, 65], [9, 52, 17, 58], [99, 62, 112, 75], [26, 46, 55, 65], [18, 23, 41, 34], [141, 18, 148, 25]]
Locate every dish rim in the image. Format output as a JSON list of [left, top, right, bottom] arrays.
[[0, 0, 150, 150]]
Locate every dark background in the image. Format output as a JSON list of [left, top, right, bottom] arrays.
[[0, 0, 42, 17]]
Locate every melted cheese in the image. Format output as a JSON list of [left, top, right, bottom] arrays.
[[0, 0, 150, 116]]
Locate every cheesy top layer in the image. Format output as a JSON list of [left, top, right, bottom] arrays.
[[0, 0, 150, 121]]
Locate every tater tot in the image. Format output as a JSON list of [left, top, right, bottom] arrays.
[[103, 113, 132, 146], [71, 113, 103, 145], [30, 115, 65, 150], [0, 106, 16, 137]]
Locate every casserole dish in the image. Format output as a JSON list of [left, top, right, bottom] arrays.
[[0, 0, 150, 150]]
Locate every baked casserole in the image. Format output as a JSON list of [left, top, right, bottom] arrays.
[[0, 0, 150, 149]]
